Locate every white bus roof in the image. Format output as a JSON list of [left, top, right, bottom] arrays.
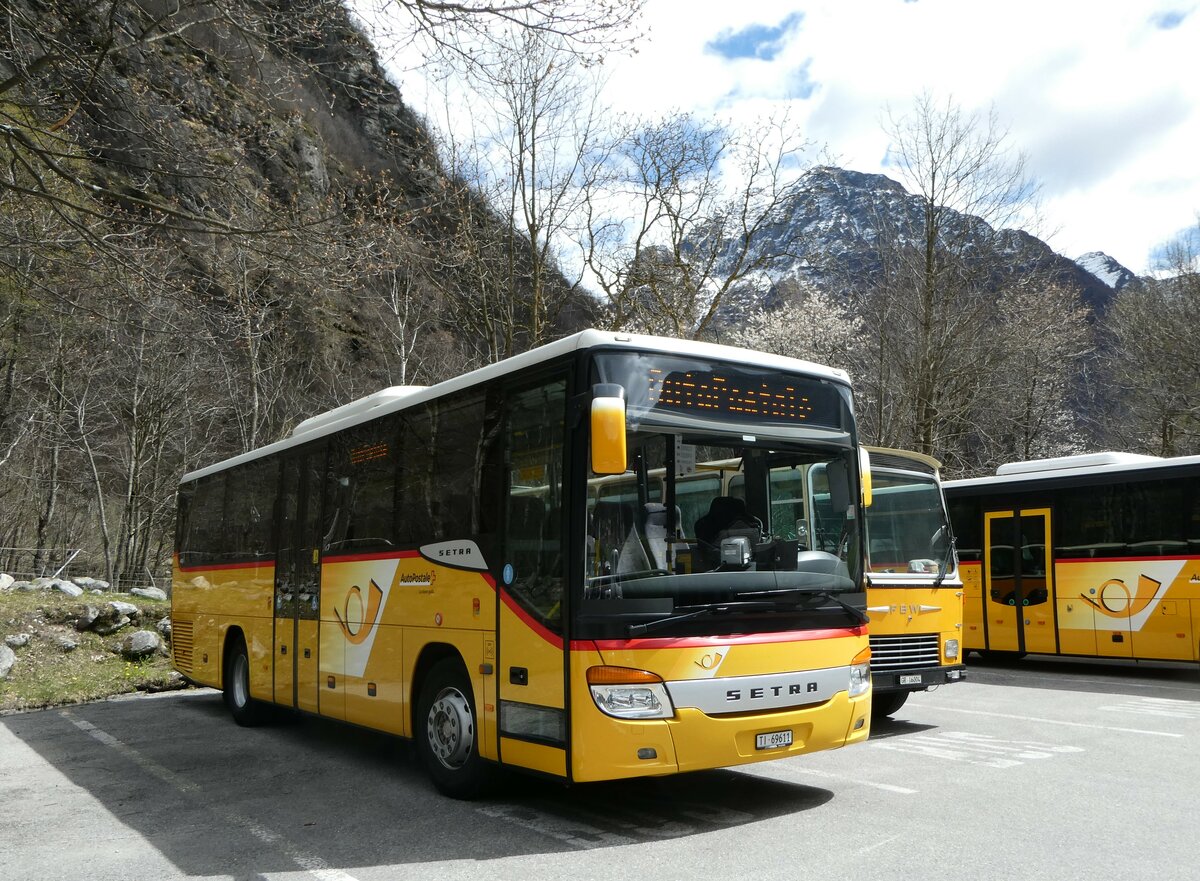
[[866, 446, 942, 474], [181, 329, 852, 484], [944, 451, 1200, 491]]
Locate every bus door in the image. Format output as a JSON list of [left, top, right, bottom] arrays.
[[983, 509, 1056, 654], [496, 377, 569, 777], [273, 447, 325, 714]]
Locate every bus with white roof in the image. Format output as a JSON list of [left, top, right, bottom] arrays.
[[172, 330, 874, 797], [944, 452, 1200, 663]]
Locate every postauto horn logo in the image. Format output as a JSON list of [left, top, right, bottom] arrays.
[[335, 579, 384, 645]]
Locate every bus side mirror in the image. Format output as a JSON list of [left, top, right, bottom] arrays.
[[827, 459, 850, 513], [859, 447, 873, 507], [591, 384, 627, 475]]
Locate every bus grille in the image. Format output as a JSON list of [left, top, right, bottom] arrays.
[[173, 619, 194, 674], [869, 634, 940, 671]]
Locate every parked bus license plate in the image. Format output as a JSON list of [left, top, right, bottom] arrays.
[[756, 730, 792, 750], [900, 674, 923, 685]]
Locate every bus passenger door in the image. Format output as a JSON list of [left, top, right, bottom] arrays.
[[273, 449, 325, 713], [273, 459, 299, 706], [294, 448, 325, 713], [496, 378, 569, 778], [983, 509, 1056, 654]]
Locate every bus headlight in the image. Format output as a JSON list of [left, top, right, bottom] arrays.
[[849, 647, 871, 698], [587, 666, 675, 719], [945, 638, 960, 660]]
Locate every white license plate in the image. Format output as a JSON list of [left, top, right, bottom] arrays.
[[899, 674, 923, 686], [755, 729, 793, 750]]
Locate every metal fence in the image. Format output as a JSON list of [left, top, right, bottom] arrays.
[[0, 547, 170, 592]]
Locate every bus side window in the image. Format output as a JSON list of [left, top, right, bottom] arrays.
[[225, 458, 278, 562], [183, 473, 226, 567], [325, 418, 397, 552]]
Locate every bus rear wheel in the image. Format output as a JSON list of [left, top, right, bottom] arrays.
[[872, 690, 910, 719], [223, 633, 269, 727], [416, 658, 493, 799]]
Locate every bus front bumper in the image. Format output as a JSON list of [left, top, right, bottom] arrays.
[[571, 690, 871, 782], [872, 664, 967, 692]]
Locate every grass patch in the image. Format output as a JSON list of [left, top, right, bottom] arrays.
[[0, 590, 181, 713]]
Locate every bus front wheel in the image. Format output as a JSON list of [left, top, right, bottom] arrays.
[[871, 690, 910, 719], [223, 633, 269, 727], [416, 658, 493, 799]]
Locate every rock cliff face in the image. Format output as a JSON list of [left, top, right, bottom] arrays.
[[40, 1, 458, 228], [4, 0, 587, 378]]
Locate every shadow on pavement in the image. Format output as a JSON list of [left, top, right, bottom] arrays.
[[1, 689, 835, 876], [962, 652, 1200, 701]]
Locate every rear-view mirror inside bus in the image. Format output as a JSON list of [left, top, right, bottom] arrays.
[[826, 458, 850, 513], [590, 383, 627, 475]]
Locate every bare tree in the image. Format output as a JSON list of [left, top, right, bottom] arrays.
[[1104, 230, 1200, 456], [361, 0, 644, 68], [578, 113, 811, 339], [421, 29, 603, 360], [975, 279, 1093, 466], [468, 28, 602, 345], [856, 93, 1040, 463]]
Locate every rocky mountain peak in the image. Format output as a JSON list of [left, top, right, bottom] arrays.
[[1075, 251, 1136, 291]]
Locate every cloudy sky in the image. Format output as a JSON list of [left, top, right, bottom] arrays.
[[372, 0, 1199, 276], [600, 0, 1199, 275]]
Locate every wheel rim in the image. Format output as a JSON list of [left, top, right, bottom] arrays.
[[231, 653, 249, 708], [426, 686, 474, 770]]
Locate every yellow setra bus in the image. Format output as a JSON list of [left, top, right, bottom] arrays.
[[172, 330, 873, 797], [944, 452, 1200, 663], [861, 448, 965, 719]]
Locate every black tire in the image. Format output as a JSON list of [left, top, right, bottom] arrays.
[[223, 633, 269, 727], [871, 690, 910, 719], [416, 657, 493, 799]]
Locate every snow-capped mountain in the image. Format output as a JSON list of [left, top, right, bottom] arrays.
[[1074, 251, 1136, 291], [712, 166, 1123, 317]]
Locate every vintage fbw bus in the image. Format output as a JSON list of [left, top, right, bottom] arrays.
[[862, 448, 965, 719], [172, 330, 874, 797]]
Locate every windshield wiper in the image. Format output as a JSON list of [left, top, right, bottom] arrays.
[[735, 587, 869, 625], [626, 600, 792, 637], [933, 534, 957, 589]]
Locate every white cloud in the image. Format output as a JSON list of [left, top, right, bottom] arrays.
[[359, 0, 1200, 274], [592, 0, 1200, 272]]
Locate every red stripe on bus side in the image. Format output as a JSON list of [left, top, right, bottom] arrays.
[[960, 556, 1200, 566], [175, 560, 275, 573], [321, 550, 421, 563], [499, 586, 564, 649], [1055, 555, 1200, 564], [572, 626, 865, 652]]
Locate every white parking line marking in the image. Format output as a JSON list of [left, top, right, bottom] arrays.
[[747, 761, 918, 794], [871, 731, 1083, 768], [476, 804, 638, 849], [61, 710, 360, 881], [857, 833, 901, 856], [475, 794, 755, 848], [1099, 697, 1200, 720], [919, 704, 1183, 737]]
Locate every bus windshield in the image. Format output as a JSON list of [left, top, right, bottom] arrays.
[[865, 470, 953, 578], [580, 351, 863, 639]]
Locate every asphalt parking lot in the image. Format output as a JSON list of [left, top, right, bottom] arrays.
[[2, 655, 1196, 881]]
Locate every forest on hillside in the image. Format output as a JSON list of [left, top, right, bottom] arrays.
[[1, 1, 1197, 586]]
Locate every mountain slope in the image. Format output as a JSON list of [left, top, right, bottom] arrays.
[[718, 166, 1121, 316]]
